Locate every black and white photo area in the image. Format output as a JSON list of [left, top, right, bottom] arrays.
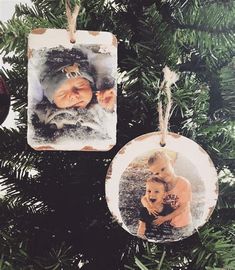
[[28, 44, 117, 150]]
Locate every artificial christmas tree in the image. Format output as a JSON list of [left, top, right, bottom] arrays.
[[0, 0, 234, 269]]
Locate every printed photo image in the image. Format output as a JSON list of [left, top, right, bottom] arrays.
[[28, 33, 117, 151], [119, 149, 207, 242]]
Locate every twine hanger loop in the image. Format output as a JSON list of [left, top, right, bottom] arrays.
[[158, 66, 179, 147], [65, 0, 80, 43]]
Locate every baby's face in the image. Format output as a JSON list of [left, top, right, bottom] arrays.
[[146, 181, 165, 204], [53, 77, 93, 109], [149, 156, 174, 182]]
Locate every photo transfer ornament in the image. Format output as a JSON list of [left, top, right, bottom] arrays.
[[105, 132, 218, 242], [28, 29, 117, 151]]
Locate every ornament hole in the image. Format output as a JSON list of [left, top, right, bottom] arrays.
[[160, 142, 166, 147]]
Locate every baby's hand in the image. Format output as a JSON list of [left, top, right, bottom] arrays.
[[153, 216, 167, 226], [147, 207, 159, 218], [96, 88, 116, 112]]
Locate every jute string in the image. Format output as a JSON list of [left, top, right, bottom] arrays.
[[66, 0, 80, 43], [158, 66, 179, 146]]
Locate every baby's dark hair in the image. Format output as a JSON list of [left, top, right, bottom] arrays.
[[146, 176, 167, 191]]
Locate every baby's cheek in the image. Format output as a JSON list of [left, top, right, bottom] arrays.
[[54, 96, 70, 109]]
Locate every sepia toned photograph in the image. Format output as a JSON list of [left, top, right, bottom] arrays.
[[27, 30, 117, 151]]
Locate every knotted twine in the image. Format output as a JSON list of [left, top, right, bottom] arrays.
[[66, 0, 80, 43], [158, 66, 179, 146]]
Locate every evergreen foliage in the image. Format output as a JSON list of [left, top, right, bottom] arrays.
[[0, 0, 234, 269]]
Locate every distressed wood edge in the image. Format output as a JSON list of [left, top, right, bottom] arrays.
[[32, 145, 55, 151], [88, 31, 100, 36], [31, 28, 47, 34], [112, 34, 118, 47]]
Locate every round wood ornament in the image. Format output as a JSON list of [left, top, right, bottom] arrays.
[[105, 132, 218, 242]]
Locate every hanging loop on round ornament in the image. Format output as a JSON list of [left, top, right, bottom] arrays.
[[157, 66, 179, 147]]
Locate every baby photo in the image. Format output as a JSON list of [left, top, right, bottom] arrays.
[[27, 30, 117, 151], [118, 149, 206, 242]]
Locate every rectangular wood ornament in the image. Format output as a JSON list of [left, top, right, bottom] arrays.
[[27, 29, 117, 151]]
